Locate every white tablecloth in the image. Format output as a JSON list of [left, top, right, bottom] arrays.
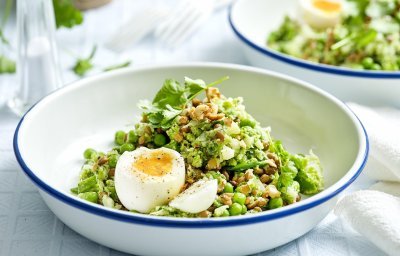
[[0, 1, 386, 255]]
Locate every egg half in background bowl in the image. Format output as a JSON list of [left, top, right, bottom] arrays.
[[14, 63, 368, 255], [299, 0, 344, 29], [229, 0, 400, 107]]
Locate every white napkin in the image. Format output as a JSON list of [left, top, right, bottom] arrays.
[[335, 190, 400, 255], [334, 103, 400, 256]]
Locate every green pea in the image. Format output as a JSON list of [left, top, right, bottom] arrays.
[[241, 205, 247, 214], [269, 198, 283, 209], [105, 180, 115, 187], [371, 63, 382, 70], [83, 148, 96, 159], [222, 209, 230, 217], [120, 143, 134, 153], [154, 133, 167, 146], [233, 192, 246, 205], [361, 57, 374, 69], [78, 192, 98, 203], [128, 130, 138, 144], [240, 118, 256, 128], [222, 101, 233, 109], [223, 183, 234, 193], [108, 154, 119, 168], [229, 203, 243, 216], [115, 130, 126, 146]]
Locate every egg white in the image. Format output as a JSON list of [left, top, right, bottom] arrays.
[[169, 179, 218, 214], [300, 0, 344, 29], [114, 147, 185, 213]]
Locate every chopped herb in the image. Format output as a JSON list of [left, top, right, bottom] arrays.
[[0, 55, 16, 74], [53, 0, 84, 29], [72, 45, 97, 77], [103, 61, 131, 72]]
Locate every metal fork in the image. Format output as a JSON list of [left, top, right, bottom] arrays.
[[105, 0, 232, 52], [154, 0, 232, 48], [105, 6, 168, 53]]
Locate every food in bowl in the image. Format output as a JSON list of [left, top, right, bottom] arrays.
[[267, 0, 400, 71], [71, 76, 324, 218], [14, 64, 368, 255]]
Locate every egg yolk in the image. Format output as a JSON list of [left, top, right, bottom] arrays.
[[133, 150, 173, 176], [313, 0, 342, 13]]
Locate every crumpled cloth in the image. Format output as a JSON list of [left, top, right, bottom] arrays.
[[334, 103, 400, 256]]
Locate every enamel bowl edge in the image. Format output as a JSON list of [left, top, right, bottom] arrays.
[[14, 63, 368, 256], [229, 0, 400, 108]]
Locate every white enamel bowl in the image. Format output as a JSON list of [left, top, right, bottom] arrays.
[[14, 63, 368, 256], [229, 0, 400, 107]]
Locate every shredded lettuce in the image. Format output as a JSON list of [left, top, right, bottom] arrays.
[[270, 140, 323, 198], [293, 152, 324, 195], [277, 161, 299, 204]]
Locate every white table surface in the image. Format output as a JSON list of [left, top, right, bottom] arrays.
[[0, 1, 387, 255]]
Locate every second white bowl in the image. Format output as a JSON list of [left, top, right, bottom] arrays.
[[229, 0, 400, 107]]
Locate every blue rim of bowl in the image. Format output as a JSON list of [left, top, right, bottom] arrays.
[[13, 67, 369, 229], [228, 3, 400, 79]]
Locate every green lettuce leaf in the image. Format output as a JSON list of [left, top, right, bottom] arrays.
[[293, 151, 324, 195], [184, 77, 207, 100], [269, 140, 290, 166], [152, 79, 187, 109], [53, 0, 84, 29], [279, 180, 300, 204], [277, 161, 299, 204]]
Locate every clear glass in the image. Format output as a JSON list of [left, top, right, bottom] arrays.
[[0, 0, 16, 109], [8, 0, 62, 116], [0, 39, 16, 109]]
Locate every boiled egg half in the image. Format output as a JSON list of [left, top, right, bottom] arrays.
[[169, 179, 218, 214], [115, 147, 185, 213], [300, 0, 343, 29]]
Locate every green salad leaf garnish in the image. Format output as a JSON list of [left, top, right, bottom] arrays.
[[0, 54, 16, 74], [53, 0, 84, 29], [139, 76, 229, 129], [72, 45, 97, 77]]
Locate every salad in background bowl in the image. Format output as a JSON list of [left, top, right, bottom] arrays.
[[229, 0, 400, 107], [268, 0, 400, 71]]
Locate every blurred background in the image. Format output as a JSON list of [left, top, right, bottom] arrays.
[[0, 1, 394, 256], [0, 0, 243, 110]]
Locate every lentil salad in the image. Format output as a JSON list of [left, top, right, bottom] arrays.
[[71, 77, 324, 218]]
